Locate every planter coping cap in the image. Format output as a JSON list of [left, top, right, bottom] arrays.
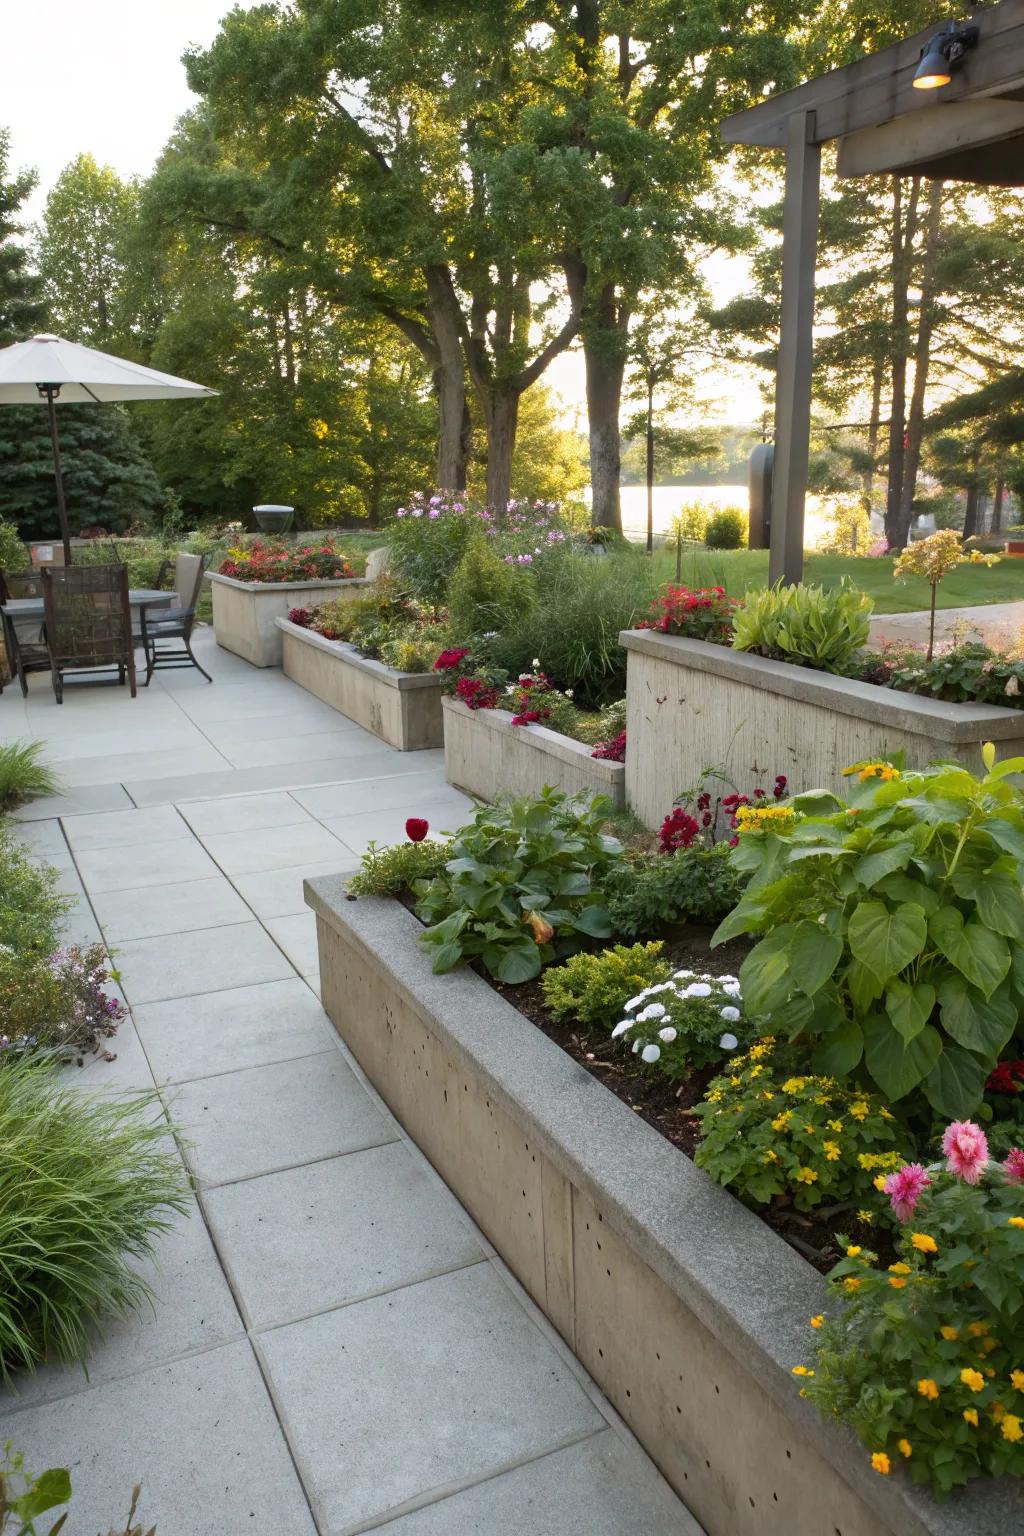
[[207, 571, 372, 593], [276, 617, 442, 688]]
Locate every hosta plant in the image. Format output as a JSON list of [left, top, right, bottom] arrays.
[[414, 788, 621, 982], [802, 1122, 1024, 1496], [732, 579, 872, 674], [714, 747, 1024, 1117]]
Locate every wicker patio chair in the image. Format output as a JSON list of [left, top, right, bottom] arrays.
[[139, 551, 212, 685], [0, 568, 48, 697], [41, 563, 136, 704]]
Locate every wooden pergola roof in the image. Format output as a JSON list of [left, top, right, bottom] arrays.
[[717, 0, 1024, 582]]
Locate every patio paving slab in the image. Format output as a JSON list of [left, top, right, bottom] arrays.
[[228, 857, 356, 919], [256, 1262, 606, 1534], [112, 919, 293, 1004], [377, 1429, 701, 1535], [125, 749, 445, 805], [73, 836, 220, 893], [54, 743, 232, 788], [169, 1051, 397, 1186], [62, 803, 193, 850], [205, 1141, 485, 1330], [3, 1341, 318, 1536], [293, 766, 460, 819], [264, 910, 320, 975], [177, 789, 317, 835], [91, 875, 252, 942], [8, 782, 133, 820], [198, 819, 354, 876], [10, 817, 67, 858], [59, 1017, 156, 1093], [220, 726, 369, 767], [133, 977, 333, 1086]]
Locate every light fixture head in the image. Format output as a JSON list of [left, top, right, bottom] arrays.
[[913, 20, 979, 90]]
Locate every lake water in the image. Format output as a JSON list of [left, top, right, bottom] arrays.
[[616, 484, 831, 550]]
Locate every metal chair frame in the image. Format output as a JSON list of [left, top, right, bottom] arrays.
[[139, 551, 212, 685], [0, 569, 49, 698]]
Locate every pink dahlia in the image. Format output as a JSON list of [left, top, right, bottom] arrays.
[[1004, 1148, 1024, 1186], [942, 1120, 990, 1185], [884, 1163, 931, 1224]]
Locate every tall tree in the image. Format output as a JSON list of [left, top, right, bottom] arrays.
[[37, 155, 143, 351], [0, 128, 45, 345]]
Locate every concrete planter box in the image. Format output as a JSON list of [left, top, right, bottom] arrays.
[[277, 619, 443, 750], [442, 695, 625, 808], [306, 884, 1004, 1536], [207, 571, 371, 667], [622, 628, 1024, 828]]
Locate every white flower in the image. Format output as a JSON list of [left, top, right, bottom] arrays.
[[673, 968, 694, 980], [641, 1043, 661, 1064], [565, 689, 573, 699], [632, 1038, 643, 1054], [684, 982, 712, 998], [720, 1005, 741, 1022], [611, 1020, 631, 1038], [532, 658, 540, 669], [624, 993, 647, 1012], [719, 1032, 739, 1051], [718, 975, 738, 985], [637, 1002, 667, 1022], [658, 1026, 678, 1043], [721, 981, 741, 997]]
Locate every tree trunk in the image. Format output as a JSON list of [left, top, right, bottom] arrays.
[[863, 354, 883, 517], [963, 481, 982, 540], [993, 476, 1005, 532], [645, 381, 654, 553], [897, 180, 944, 539], [884, 176, 921, 550], [425, 265, 470, 490], [483, 389, 519, 513]]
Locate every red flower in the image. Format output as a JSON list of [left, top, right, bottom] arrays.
[[986, 1060, 1024, 1095], [455, 675, 499, 710], [511, 707, 550, 727], [434, 647, 470, 671], [658, 807, 700, 853], [591, 730, 626, 762], [406, 818, 429, 843], [288, 607, 312, 627]]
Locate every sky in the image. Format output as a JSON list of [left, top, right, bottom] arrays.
[[4, 0, 765, 425]]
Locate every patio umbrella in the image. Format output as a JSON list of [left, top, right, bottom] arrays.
[[0, 333, 216, 563]]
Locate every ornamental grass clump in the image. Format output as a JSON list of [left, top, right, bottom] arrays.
[[0, 1057, 188, 1377], [694, 1039, 908, 1210], [540, 942, 672, 1030], [732, 579, 872, 674], [802, 1121, 1024, 1496], [0, 742, 59, 811], [611, 968, 750, 1072]]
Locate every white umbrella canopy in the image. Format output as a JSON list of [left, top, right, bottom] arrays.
[[0, 334, 217, 559]]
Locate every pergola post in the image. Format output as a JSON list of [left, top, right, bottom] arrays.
[[769, 109, 820, 586]]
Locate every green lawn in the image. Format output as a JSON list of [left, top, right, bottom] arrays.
[[655, 548, 1024, 614]]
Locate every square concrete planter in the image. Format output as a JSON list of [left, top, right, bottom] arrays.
[[277, 619, 443, 750], [305, 882, 1008, 1536], [207, 571, 372, 667], [442, 695, 625, 808], [622, 628, 1024, 829]]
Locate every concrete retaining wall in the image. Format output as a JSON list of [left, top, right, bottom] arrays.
[[623, 628, 1024, 828], [442, 695, 625, 808], [207, 572, 371, 667], [305, 883, 999, 1536], [278, 619, 443, 750]]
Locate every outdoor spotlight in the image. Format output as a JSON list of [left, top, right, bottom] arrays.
[[913, 20, 979, 90]]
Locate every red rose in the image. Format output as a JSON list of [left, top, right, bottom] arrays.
[[406, 818, 429, 843]]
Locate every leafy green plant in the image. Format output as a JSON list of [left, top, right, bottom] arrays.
[[715, 747, 1024, 1116], [387, 492, 483, 609], [695, 1038, 907, 1209], [414, 788, 622, 982], [540, 941, 671, 1029], [600, 844, 743, 937], [704, 507, 747, 549], [874, 641, 1024, 711], [0, 520, 28, 574], [0, 831, 70, 954], [0, 743, 59, 811], [0, 1444, 70, 1536], [347, 836, 454, 896], [732, 580, 872, 674], [0, 1058, 188, 1377], [803, 1128, 1024, 1496], [0, 944, 126, 1059], [446, 540, 530, 643]]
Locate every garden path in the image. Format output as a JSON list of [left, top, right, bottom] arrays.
[[869, 598, 1024, 649], [0, 628, 700, 1536]]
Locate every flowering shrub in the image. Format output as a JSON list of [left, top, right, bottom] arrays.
[[591, 729, 626, 762], [505, 666, 581, 734], [716, 746, 1024, 1116], [694, 1039, 907, 1209], [456, 675, 501, 710], [389, 491, 570, 608], [661, 773, 788, 850], [643, 584, 738, 643], [867, 640, 1024, 710], [611, 968, 750, 1072], [803, 1123, 1024, 1495], [894, 528, 1000, 660], [306, 583, 445, 672], [540, 942, 672, 1030], [218, 537, 353, 583], [0, 943, 126, 1060], [347, 837, 454, 897], [287, 606, 312, 627], [0, 830, 70, 954]]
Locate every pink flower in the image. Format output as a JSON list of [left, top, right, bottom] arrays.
[[942, 1120, 989, 1185], [1004, 1148, 1024, 1185], [884, 1163, 931, 1223]]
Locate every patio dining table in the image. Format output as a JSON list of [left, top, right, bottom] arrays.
[[0, 588, 176, 623]]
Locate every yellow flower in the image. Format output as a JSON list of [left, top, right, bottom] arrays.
[[1002, 1415, 1024, 1443], [850, 1101, 870, 1121], [823, 1140, 841, 1161], [796, 1166, 818, 1185], [771, 1111, 792, 1132], [782, 1077, 807, 1095], [964, 1408, 979, 1427], [879, 765, 900, 781], [889, 1277, 907, 1289], [791, 1365, 814, 1377], [898, 1439, 912, 1459], [1009, 1217, 1024, 1229], [873, 1175, 888, 1192], [968, 1321, 990, 1337], [762, 1149, 779, 1163], [749, 1043, 769, 1061], [803, 1123, 816, 1135], [1011, 1370, 1024, 1392], [810, 1315, 824, 1329], [940, 1327, 960, 1342], [856, 1209, 875, 1225], [911, 1232, 938, 1255], [917, 1378, 939, 1400], [889, 1262, 911, 1275], [871, 1452, 891, 1476], [844, 1276, 861, 1293], [827, 1119, 844, 1134], [846, 1245, 862, 1258], [879, 1107, 895, 1121], [961, 1368, 985, 1393]]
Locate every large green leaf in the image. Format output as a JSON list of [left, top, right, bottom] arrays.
[[738, 925, 797, 1014], [495, 944, 542, 984], [847, 900, 927, 982], [863, 1016, 943, 1101], [973, 859, 1024, 940], [812, 1016, 864, 1076], [985, 815, 1024, 863], [847, 957, 885, 1012], [572, 903, 613, 938], [429, 940, 464, 974], [885, 979, 936, 1043], [924, 1045, 988, 1119], [937, 975, 1017, 1058], [876, 873, 940, 914], [852, 841, 915, 890], [929, 908, 1010, 998], [711, 902, 764, 947], [789, 921, 843, 997]]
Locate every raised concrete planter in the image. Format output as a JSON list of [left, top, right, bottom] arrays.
[[306, 884, 1007, 1536], [442, 695, 625, 808], [277, 619, 443, 751], [622, 628, 1024, 828], [207, 571, 371, 667]]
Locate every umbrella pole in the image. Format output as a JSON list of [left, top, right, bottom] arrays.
[[43, 386, 73, 565]]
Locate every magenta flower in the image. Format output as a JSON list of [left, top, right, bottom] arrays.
[[942, 1120, 989, 1185], [883, 1163, 931, 1223], [1004, 1148, 1024, 1186]]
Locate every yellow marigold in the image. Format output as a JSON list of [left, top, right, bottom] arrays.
[[762, 1149, 779, 1164], [871, 1452, 891, 1476], [961, 1368, 985, 1393], [803, 1123, 816, 1135], [1002, 1415, 1024, 1443], [749, 1064, 764, 1078], [749, 1043, 770, 1061], [850, 1102, 870, 1121], [760, 1090, 775, 1101], [1009, 1217, 1024, 1229], [879, 1107, 895, 1121], [823, 1141, 841, 1161], [911, 1233, 938, 1255], [941, 1327, 960, 1342], [734, 803, 796, 832], [796, 1166, 818, 1185], [847, 1245, 862, 1258], [964, 1408, 979, 1427], [844, 1276, 862, 1293], [917, 1378, 940, 1400], [810, 1315, 824, 1329], [791, 1365, 814, 1378], [889, 1262, 911, 1275], [1011, 1370, 1024, 1392], [889, 1277, 907, 1290], [898, 1439, 912, 1459]]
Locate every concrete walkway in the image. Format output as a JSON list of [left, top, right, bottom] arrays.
[[0, 630, 699, 1536], [869, 599, 1024, 648]]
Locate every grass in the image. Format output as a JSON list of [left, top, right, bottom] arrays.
[[0, 742, 59, 811], [654, 548, 1024, 614]]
